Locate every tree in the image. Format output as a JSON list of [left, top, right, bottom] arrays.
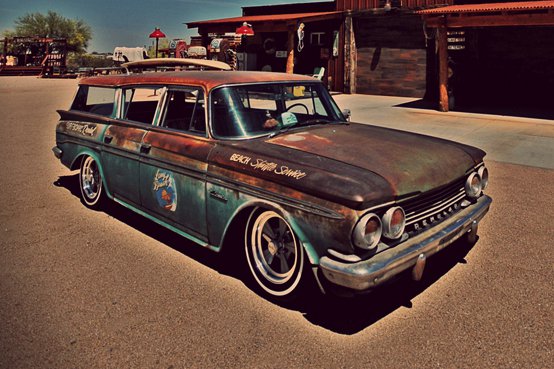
[[5, 11, 92, 53]]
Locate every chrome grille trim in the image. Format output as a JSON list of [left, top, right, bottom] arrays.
[[399, 177, 467, 231], [406, 190, 465, 225]]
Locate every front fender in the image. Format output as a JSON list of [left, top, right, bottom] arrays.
[[208, 185, 320, 265]]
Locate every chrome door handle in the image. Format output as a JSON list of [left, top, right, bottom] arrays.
[[209, 190, 227, 203]]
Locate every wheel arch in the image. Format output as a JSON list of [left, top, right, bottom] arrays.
[[70, 149, 114, 200], [219, 200, 320, 266]]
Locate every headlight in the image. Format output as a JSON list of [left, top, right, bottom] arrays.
[[382, 206, 406, 239], [478, 165, 489, 190], [465, 172, 482, 199], [353, 213, 382, 250]]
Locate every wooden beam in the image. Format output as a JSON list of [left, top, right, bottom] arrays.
[[198, 23, 289, 35], [437, 20, 449, 112], [424, 13, 554, 28], [343, 13, 357, 94]]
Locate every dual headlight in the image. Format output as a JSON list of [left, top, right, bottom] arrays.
[[465, 165, 489, 199], [353, 164, 489, 251], [353, 206, 406, 250]]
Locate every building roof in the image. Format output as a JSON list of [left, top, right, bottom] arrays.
[[186, 11, 343, 28], [417, 1, 554, 15]]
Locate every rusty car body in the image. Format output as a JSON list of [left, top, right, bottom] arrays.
[[53, 71, 491, 298]]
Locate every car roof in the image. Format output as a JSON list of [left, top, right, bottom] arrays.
[[79, 71, 319, 91]]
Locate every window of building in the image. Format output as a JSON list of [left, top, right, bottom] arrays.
[[310, 32, 325, 46]]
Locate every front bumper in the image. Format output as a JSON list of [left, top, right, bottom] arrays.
[[319, 195, 492, 291]]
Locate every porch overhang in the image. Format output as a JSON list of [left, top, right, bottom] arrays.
[[418, 1, 554, 28], [417, 1, 554, 112], [186, 11, 344, 34]]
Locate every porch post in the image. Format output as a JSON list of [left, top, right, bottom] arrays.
[[438, 17, 449, 112], [286, 25, 295, 74], [344, 11, 356, 94]]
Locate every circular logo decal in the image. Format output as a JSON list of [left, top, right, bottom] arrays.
[[153, 170, 177, 212]]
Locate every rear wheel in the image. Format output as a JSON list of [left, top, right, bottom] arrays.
[[245, 208, 304, 298], [79, 155, 104, 208]]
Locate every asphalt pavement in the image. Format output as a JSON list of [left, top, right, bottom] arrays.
[[0, 77, 552, 369]]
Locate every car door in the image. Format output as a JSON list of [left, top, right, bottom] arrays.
[[101, 85, 164, 207], [139, 87, 213, 239]]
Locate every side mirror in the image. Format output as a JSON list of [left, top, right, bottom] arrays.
[[342, 108, 351, 122]]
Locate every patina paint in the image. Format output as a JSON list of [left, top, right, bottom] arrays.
[[267, 124, 484, 199], [141, 130, 214, 237], [101, 124, 148, 205], [80, 71, 316, 92], [55, 112, 109, 174], [206, 163, 357, 256], [208, 142, 394, 210]]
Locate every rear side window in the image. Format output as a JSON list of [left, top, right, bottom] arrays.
[[160, 88, 206, 135], [122, 86, 164, 124], [71, 86, 116, 117]]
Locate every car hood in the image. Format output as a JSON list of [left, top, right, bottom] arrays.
[[209, 123, 485, 210]]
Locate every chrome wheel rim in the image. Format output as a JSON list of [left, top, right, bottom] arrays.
[[81, 156, 101, 202], [250, 211, 299, 285]]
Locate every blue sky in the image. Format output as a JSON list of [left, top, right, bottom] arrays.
[[0, 0, 327, 53]]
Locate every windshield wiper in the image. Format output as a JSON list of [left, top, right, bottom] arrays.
[[268, 119, 344, 139], [267, 122, 300, 138]]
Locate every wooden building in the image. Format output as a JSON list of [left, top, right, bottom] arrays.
[[419, 1, 554, 112], [186, 1, 449, 95], [187, 0, 554, 112]]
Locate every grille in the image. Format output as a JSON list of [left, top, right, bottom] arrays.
[[399, 177, 466, 234]]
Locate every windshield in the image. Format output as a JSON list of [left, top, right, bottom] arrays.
[[210, 82, 345, 139]]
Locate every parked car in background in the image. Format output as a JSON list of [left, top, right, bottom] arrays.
[[53, 69, 491, 299]]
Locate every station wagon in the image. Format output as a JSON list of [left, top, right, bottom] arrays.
[[53, 68, 492, 298]]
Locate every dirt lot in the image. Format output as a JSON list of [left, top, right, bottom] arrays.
[[0, 77, 552, 368]]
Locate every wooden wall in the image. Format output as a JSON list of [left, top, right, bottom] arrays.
[[354, 13, 428, 97], [336, 0, 453, 10]]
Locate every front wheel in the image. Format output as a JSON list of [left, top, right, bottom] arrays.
[[79, 155, 104, 208], [245, 209, 304, 298]]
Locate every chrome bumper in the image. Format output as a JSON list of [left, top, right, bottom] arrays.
[[319, 195, 492, 291]]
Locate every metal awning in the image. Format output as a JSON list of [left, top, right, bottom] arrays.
[[419, 1, 554, 27], [186, 11, 343, 29], [418, 1, 554, 15]]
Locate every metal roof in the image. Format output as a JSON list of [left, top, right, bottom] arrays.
[[418, 1, 554, 15], [187, 11, 343, 28]]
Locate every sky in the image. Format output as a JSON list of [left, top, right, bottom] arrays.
[[0, 0, 328, 53]]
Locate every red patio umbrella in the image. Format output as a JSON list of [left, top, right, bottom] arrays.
[[149, 27, 166, 58]]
